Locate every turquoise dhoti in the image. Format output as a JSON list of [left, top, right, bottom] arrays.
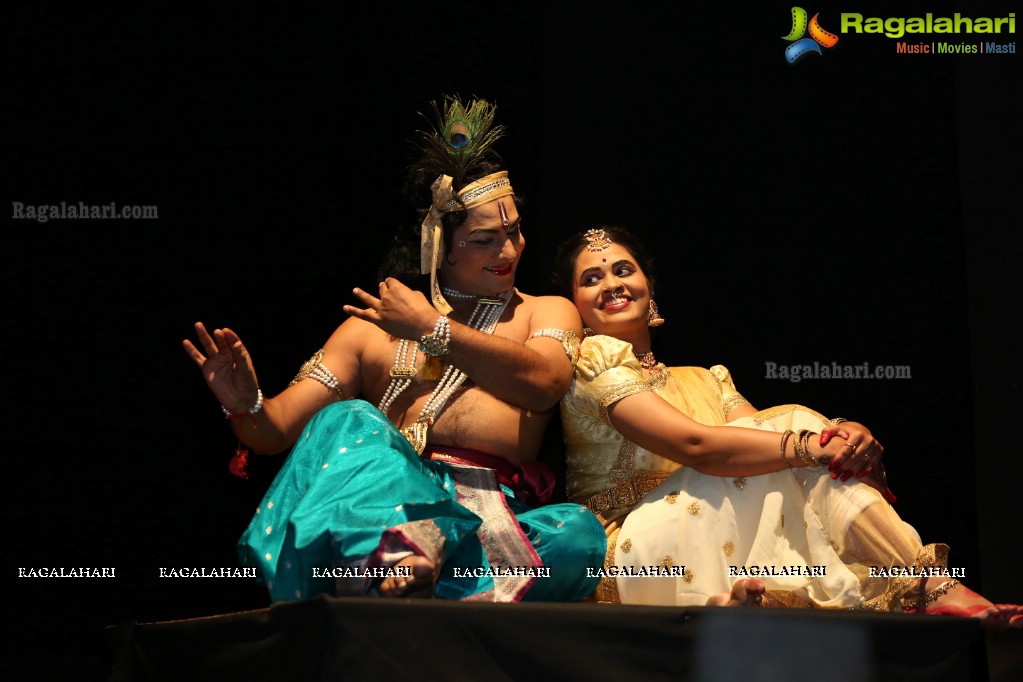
[[238, 400, 605, 602]]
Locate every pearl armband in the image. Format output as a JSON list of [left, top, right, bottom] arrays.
[[530, 328, 581, 367]]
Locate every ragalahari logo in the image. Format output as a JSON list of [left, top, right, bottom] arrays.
[[783, 7, 839, 63]]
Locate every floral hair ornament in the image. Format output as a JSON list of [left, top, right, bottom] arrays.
[[584, 228, 612, 252], [414, 97, 513, 315]]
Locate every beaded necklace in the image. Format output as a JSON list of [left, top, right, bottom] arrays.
[[378, 287, 514, 454]]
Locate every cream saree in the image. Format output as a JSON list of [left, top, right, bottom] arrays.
[[562, 335, 943, 608]]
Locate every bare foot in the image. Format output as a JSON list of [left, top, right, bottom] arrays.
[[907, 579, 1023, 629], [379, 555, 435, 598], [706, 578, 766, 607]]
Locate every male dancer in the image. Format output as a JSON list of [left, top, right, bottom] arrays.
[[184, 96, 605, 602]]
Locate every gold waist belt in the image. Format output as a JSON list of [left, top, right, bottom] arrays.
[[581, 475, 669, 513]]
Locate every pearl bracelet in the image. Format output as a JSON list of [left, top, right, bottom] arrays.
[[222, 389, 263, 418], [419, 315, 451, 357]]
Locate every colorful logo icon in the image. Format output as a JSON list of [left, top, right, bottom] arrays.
[[782, 7, 839, 63]]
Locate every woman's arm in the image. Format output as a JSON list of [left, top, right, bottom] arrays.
[[606, 390, 855, 477]]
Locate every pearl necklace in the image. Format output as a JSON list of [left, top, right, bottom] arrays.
[[378, 288, 514, 454], [440, 286, 479, 301]]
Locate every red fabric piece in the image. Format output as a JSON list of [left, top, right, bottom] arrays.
[[229, 444, 250, 480], [427, 445, 555, 507]]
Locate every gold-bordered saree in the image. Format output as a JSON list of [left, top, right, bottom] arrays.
[[562, 335, 943, 609]]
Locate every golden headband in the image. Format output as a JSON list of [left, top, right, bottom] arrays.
[[420, 170, 515, 314]]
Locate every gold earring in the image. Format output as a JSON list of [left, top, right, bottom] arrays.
[[648, 300, 665, 327]]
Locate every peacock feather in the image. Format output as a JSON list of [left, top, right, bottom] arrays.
[[410, 95, 506, 189]]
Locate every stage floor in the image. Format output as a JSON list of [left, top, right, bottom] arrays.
[[102, 597, 1021, 681]]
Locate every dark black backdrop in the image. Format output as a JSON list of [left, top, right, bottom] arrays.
[[4, 2, 1020, 680]]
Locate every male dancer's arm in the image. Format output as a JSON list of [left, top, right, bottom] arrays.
[[183, 319, 366, 454], [346, 279, 580, 413]]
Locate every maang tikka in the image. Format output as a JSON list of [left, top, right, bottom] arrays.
[[583, 228, 611, 252]]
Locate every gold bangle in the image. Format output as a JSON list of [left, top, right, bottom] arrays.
[[795, 429, 820, 467], [792, 429, 807, 466], [797, 429, 808, 466], [829, 417, 847, 425], [809, 431, 825, 467], [802, 430, 819, 466], [779, 430, 794, 468]]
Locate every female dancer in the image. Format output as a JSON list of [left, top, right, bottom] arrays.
[[555, 225, 1021, 626]]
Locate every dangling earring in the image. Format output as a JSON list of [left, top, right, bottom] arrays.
[[647, 300, 665, 327], [583, 327, 595, 337]]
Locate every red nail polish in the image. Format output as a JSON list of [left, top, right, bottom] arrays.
[[819, 433, 830, 446], [831, 472, 839, 480], [841, 472, 851, 481], [856, 470, 867, 478]]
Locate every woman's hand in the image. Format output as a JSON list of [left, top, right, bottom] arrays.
[[182, 322, 261, 414], [818, 422, 896, 503], [343, 278, 439, 340], [819, 421, 883, 479]]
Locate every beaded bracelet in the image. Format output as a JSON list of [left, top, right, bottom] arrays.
[[419, 315, 451, 357], [222, 389, 263, 418]]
